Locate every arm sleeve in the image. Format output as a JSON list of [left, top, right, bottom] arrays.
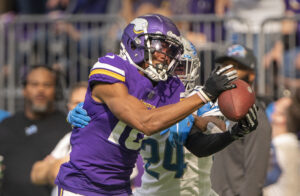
[[185, 126, 234, 157], [240, 107, 272, 196]]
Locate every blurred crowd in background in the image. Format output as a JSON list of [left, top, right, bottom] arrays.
[[0, 0, 299, 105], [0, 0, 300, 196]]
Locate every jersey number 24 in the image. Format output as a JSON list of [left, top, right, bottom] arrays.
[[141, 137, 186, 179]]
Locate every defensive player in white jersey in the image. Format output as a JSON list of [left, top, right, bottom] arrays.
[[67, 37, 258, 196], [133, 37, 258, 196], [132, 38, 223, 196]]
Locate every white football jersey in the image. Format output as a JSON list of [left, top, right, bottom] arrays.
[[51, 132, 72, 159], [134, 88, 222, 196]]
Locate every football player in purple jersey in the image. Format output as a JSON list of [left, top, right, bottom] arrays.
[[55, 14, 237, 196], [66, 37, 259, 196]]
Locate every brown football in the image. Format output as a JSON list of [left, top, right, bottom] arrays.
[[218, 79, 255, 121]]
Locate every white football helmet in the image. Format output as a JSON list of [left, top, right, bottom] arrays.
[[174, 37, 200, 93]]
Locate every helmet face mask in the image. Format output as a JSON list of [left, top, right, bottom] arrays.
[[143, 33, 183, 80], [173, 37, 200, 93], [121, 14, 183, 82]]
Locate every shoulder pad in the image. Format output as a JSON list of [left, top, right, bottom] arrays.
[[89, 54, 127, 83]]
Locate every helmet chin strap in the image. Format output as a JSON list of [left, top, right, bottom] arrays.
[[145, 65, 168, 82], [120, 43, 167, 82], [158, 69, 168, 81]]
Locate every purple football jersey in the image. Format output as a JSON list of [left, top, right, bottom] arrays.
[[55, 53, 185, 195]]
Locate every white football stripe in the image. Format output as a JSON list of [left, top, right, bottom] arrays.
[[92, 62, 125, 76], [201, 109, 223, 117]]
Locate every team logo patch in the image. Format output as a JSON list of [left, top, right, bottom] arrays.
[[131, 18, 147, 34], [227, 45, 246, 58], [25, 124, 38, 136]]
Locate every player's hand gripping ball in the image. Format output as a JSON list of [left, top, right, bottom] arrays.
[[218, 79, 255, 121]]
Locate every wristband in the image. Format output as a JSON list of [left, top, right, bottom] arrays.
[[196, 91, 208, 103], [197, 88, 211, 103]]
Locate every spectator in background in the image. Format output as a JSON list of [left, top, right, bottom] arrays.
[[0, 0, 14, 14], [211, 44, 272, 196], [270, 0, 300, 89], [226, 0, 284, 49], [120, 0, 171, 24], [46, 0, 69, 12], [170, 0, 230, 45], [282, 0, 300, 77], [225, 0, 285, 85], [167, 0, 231, 84], [0, 0, 62, 15], [46, 0, 121, 81], [14, 0, 48, 14], [263, 92, 300, 196], [62, 0, 117, 54], [261, 0, 300, 96], [31, 81, 88, 196], [65, 0, 109, 14], [286, 88, 300, 137], [0, 65, 70, 196]]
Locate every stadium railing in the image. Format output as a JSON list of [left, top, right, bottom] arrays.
[[258, 16, 300, 99], [0, 14, 299, 113], [0, 14, 126, 113]]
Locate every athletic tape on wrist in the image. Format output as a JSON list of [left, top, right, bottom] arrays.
[[197, 88, 211, 103], [200, 88, 211, 102], [197, 91, 208, 103]]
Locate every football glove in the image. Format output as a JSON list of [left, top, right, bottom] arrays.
[[229, 104, 258, 140], [67, 102, 91, 128], [198, 64, 237, 103]]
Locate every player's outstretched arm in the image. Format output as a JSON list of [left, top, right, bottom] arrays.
[[161, 96, 229, 148], [185, 126, 235, 157], [193, 115, 226, 132], [184, 104, 232, 157], [69, 64, 237, 135], [92, 82, 204, 136], [185, 104, 258, 157], [160, 114, 195, 147]]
